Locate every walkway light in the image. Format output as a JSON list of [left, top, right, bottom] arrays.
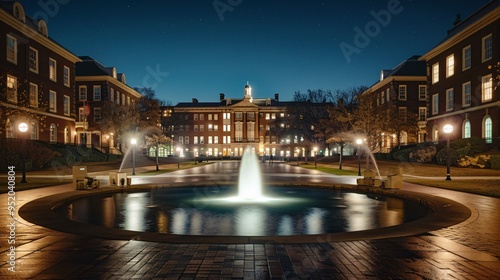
[[314, 147, 318, 168], [18, 122, 28, 183], [443, 124, 453, 180]]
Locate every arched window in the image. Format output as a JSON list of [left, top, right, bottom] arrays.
[[38, 20, 48, 37], [13, 2, 26, 22], [50, 123, 57, 143], [399, 131, 408, 146], [5, 119, 14, 138], [432, 126, 439, 143], [64, 126, 70, 144], [463, 119, 471, 138], [483, 116, 492, 143]]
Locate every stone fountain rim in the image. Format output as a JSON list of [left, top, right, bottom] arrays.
[[18, 182, 471, 244]]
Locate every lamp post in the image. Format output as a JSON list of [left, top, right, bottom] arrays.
[[356, 138, 363, 176], [18, 122, 28, 183], [314, 147, 318, 168], [443, 124, 453, 180], [131, 138, 137, 175]]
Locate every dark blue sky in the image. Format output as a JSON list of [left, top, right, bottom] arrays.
[[21, 0, 490, 103]]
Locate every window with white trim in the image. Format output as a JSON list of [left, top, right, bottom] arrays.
[[462, 82, 471, 107], [432, 93, 439, 115], [63, 66, 70, 87], [432, 63, 439, 84], [6, 75, 17, 103], [6, 35, 17, 64], [79, 86, 87, 101], [418, 85, 427, 101], [446, 54, 454, 77], [484, 116, 492, 144], [398, 85, 407, 100], [482, 34, 492, 62], [463, 119, 471, 138], [462, 45, 471, 71], [49, 90, 57, 112], [418, 107, 426, 121], [29, 47, 38, 73], [185, 136, 189, 144], [482, 74, 492, 102], [63, 95, 70, 116], [49, 58, 57, 81], [93, 85, 101, 101], [49, 123, 57, 143], [194, 136, 198, 144]]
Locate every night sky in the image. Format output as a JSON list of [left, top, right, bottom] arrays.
[[20, 0, 490, 103]]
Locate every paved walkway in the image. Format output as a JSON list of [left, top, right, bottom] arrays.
[[1, 162, 500, 279]]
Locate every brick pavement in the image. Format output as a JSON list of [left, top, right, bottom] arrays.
[[1, 163, 500, 279]]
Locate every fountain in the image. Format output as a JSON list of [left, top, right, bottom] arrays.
[[237, 148, 263, 200]]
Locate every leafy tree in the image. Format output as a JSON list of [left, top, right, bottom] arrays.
[[144, 126, 171, 170], [100, 100, 139, 151]]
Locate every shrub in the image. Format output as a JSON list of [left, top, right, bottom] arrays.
[[409, 143, 437, 163], [458, 155, 491, 168], [491, 155, 500, 170]]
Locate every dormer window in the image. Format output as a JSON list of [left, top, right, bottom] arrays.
[[38, 20, 48, 37], [13, 2, 26, 23]]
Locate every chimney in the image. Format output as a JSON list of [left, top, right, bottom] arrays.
[[453, 14, 462, 26], [274, 93, 279, 102], [219, 93, 225, 100], [192, 98, 198, 103]]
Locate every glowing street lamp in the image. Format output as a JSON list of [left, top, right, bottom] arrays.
[[443, 124, 453, 180], [356, 138, 363, 176], [131, 138, 137, 175], [18, 122, 28, 183]]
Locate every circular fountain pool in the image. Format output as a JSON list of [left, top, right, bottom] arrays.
[[55, 186, 430, 236]]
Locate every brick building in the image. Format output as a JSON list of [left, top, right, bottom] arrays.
[[0, 1, 81, 143], [421, 1, 499, 145], [171, 83, 323, 159], [362, 55, 428, 152], [75, 56, 142, 152]]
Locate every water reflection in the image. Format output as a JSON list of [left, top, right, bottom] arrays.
[[57, 187, 429, 236]]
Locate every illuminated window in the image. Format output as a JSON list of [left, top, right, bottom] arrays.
[[482, 74, 492, 102], [6, 75, 17, 103], [484, 116, 492, 143], [446, 54, 454, 77], [49, 58, 57, 81], [432, 63, 439, 84], [463, 120, 471, 139]]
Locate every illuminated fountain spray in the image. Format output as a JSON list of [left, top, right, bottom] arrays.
[[238, 148, 263, 200]]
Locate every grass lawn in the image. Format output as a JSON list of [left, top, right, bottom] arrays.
[[404, 179, 500, 198], [299, 164, 358, 176]]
